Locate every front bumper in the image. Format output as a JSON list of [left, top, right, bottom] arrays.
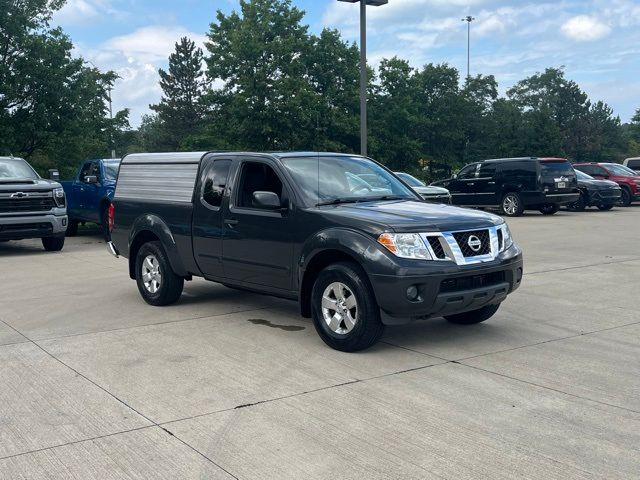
[[588, 189, 621, 206], [0, 213, 67, 240], [369, 247, 523, 325]]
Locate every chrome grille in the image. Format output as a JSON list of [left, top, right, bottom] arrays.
[[452, 229, 491, 257]]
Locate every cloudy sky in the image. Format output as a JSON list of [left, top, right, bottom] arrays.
[[53, 0, 640, 127]]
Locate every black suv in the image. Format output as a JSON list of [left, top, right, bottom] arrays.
[[108, 152, 523, 352], [434, 157, 579, 216]]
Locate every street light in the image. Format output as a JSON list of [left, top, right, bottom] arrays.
[[461, 15, 475, 81], [338, 0, 388, 156]]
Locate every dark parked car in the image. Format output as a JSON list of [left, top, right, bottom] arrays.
[[61, 158, 120, 238], [433, 157, 579, 216], [0, 156, 67, 251], [573, 162, 640, 207], [108, 152, 523, 352], [394, 172, 451, 203], [567, 169, 621, 211]]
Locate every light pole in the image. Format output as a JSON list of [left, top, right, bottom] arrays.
[[338, 0, 388, 157], [461, 15, 475, 81]]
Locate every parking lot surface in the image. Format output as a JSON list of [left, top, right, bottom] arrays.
[[1, 208, 639, 479]]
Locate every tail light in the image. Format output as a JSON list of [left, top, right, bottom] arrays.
[[108, 203, 115, 233]]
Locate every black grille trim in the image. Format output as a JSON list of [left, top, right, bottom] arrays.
[[426, 236, 447, 259], [452, 229, 491, 257], [440, 271, 506, 293], [0, 197, 55, 213]]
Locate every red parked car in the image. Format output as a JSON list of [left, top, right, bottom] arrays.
[[573, 163, 640, 206]]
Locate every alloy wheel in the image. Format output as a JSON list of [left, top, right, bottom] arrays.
[[141, 254, 162, 294], [503, 195, 518, 215], [321, 282, 358, 334]]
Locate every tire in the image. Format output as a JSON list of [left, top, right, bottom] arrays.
[[101, 205, 110, 242], [617, 187, 632, 207], [66, 219, 79, 237], [444, 303, 501, 325], [311, 262, 384, 352], [135, 241, 184, 306], [566, 192, 586, 212], [500, 192, 524, 217], [597, 204, 614, 211], [539, 203, 559, 215], [42, 236, 65, 252]]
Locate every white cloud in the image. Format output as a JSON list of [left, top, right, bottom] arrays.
[[55, 0, 121, 25], [561, 15, 611, 42]]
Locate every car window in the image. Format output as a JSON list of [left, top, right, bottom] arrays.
[[540, 160, 574, 176], [79, 162, 93, 182], [575, 170, 593, 180], [478, 163, 496, 178], [605, 163, 637, 176], [236, 162, 284, 209], [457, 164, 478, 179], [281, 156, 415, 205], [627, 159, 640, 170], [202, 159, 231, 208], [396, 172, 425, 187], [0, 158, 39, 180]]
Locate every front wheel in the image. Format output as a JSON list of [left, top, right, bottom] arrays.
[[445, 303, 501, 325], [617, 187, 632, 207], [501, 192, 524, 217], [597, 204, 614, 211], [42, 236, 64, 252], [539, 203, 559, 215], [566, 192, 586, 211], [311, 262, 384, 352], [135, 241, 184, 306]]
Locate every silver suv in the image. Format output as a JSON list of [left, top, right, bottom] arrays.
[[0, 157, 68, 251]]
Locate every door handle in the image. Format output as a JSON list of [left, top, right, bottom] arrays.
[[468, 183, 475, 186], [224, 219, 239, 227], [488, 182, 495, 185]]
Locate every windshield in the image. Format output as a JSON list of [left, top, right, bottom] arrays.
[[281, 156, 418, 206], [575, 170, 593, 180], [0, 158, 39, 180], [605, 163, 638, 177], [104, 160, 120, 180], [540, 160, 574, 176], [395, 172, 425, 187]]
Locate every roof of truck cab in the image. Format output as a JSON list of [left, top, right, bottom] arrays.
[[269, 152, 363, 159], [481, 157, 567, 163]]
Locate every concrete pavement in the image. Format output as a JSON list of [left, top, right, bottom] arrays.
[[0, 208, 638, 479]]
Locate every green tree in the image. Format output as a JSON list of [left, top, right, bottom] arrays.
[[150, 37, 205, 150], [204, 0, 314, 150]]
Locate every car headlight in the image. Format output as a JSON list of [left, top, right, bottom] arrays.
[[53, 187, 66, 208], [378, 233, 432, 260], [500, 223, 513, 251]]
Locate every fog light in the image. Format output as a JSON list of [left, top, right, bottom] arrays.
[[406, 285, 419, 301]]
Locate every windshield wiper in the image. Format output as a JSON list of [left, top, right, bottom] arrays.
[[316, 198, 363, 207], [364, 195, 411, 202]]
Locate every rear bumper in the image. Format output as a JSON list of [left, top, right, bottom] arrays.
[[0, 213, 67, 240], [369, 247, 523, 325]]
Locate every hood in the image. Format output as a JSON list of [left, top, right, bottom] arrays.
[[317, 200, 504, 234], [578, 178, 620, 190], [412, 185, 450, 195], [0, 178, 61, 192]]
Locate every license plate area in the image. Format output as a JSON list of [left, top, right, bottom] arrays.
[[556, 182, 566, 189]]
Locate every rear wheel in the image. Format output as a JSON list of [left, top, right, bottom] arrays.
[[566, 192, 586, 211], [597, 204, 614, 211], [66, 219, 79, 237], [539, 204, 559, 215], [42, 236, 64, 252], [311, 262, 384, 352], [617, 187, 632, 207], [501, 192, 524, 217], [135, 241, 184, 306], [445, 303, 501, 325]]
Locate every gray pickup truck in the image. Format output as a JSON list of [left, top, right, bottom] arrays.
[[0, 156, 68, 251]]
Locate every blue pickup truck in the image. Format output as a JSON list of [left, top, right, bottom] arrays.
[[61, 158, 120, 238]]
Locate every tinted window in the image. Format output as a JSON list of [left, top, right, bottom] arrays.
[[627, 159, 640, 170], [478, 163, 496, 178], [79, 163, 93, 182], [605, 163, 637, 176], [0, 158, 39, 180], [202, 159, 231, 208], [237, 162, 284, 208], [457, 164, 478, 179], [540, 160, 574, 176]]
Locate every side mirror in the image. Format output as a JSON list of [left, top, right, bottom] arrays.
[[48, 169, 60, 181], [85, 175, 99, 184], [252, 191, 282, 210]]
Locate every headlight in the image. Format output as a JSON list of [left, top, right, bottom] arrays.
[[53, 187, 66, 208], [378, 233, 432, 260], [500, 223, 513, 251]]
